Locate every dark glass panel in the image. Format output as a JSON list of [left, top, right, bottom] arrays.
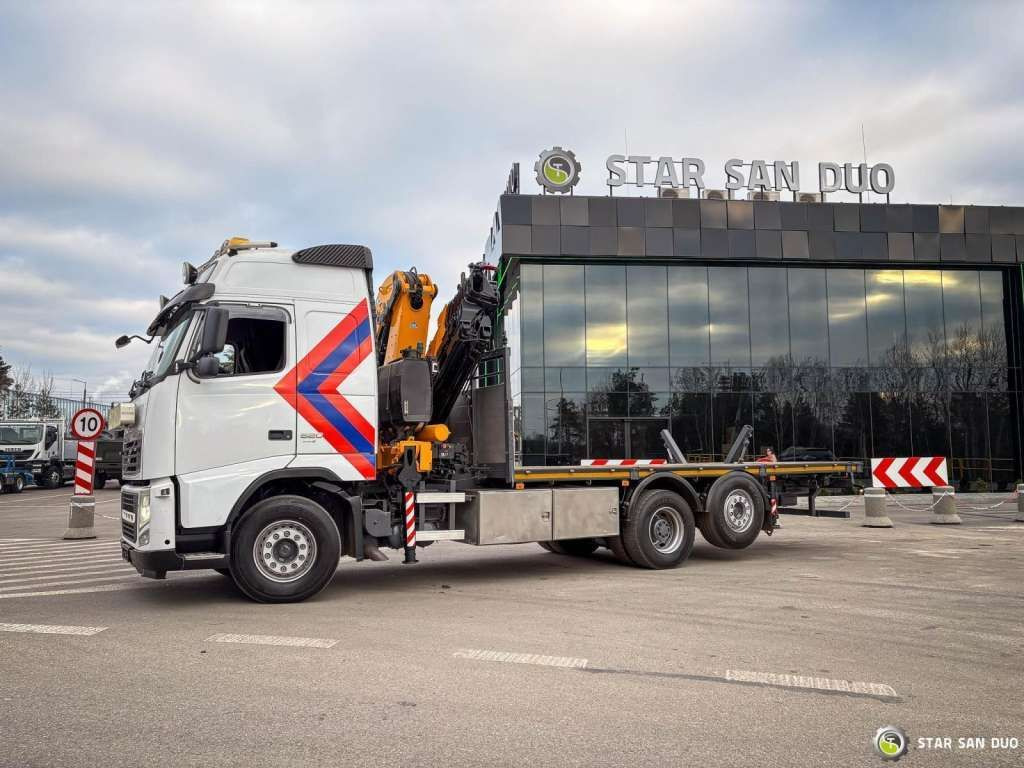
[[949, 393, 989, 486], [629, 391, 670, 418], [787, 268, 829, 366], [544, 367, 586, 393], [979, 270, 1007, 367], [671, 367, 711, 391], [748, 267, 790, 365], [629, 419, 670, 459], [545, 393, 586, 465], [520, 264, 544, 366], [865, 269, 907, 366], [941, 270, 984, 392], [626, 368, 670, 392], [827, 269, 868, 366], [521, 393, 546, 455], [791, 373, 832, 454], [987, 393, 1014, 489], [588, 419, 626, 459], [627, 266, 669, 366], [870, 393, 912, 457], [833, 391, 871, 463], [903, 269, 944, 365], [708, 267, 751, 368], [910, 392, 949, 458], [712, 392, 753, 460], [542, 264, 585, 366], [752, 391, 793, 458], [667, 392, 713, 461], [668, 266, 711, 366]]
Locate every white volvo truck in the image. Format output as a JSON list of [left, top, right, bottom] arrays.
[[114, 238, 859, 602]]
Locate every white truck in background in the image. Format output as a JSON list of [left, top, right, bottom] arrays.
[[112, 237, 859, 603], [0, 419, 74, 489]]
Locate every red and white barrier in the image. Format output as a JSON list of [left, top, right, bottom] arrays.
[[871, 457, 948, 488], [581, 459, 667, 466], [403, 491, 416, 548], [74, 440, 96, 495]]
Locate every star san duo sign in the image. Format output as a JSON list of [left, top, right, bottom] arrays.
[[533, 147, 895, 196]]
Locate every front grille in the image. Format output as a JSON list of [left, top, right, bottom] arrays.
[[121, 490, 138, 542], [122, 436, 140, 476], [0, 449, 34, 461]]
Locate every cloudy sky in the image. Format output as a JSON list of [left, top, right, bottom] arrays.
[[1, 0, 1021, 400]]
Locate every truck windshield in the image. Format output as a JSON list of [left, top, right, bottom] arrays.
[[0, 425, 43, 445], [139, 314, 192, 385]]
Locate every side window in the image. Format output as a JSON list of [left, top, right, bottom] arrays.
[[45, 426, 58, 449], [216, 315, 287, 376]]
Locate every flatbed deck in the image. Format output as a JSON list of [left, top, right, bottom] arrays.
[[513, 461, 861, 484]]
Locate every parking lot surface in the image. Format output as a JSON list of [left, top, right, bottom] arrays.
[[1, 486, 1022, 767]]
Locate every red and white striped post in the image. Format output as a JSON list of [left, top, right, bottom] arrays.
[[74, 440, 97, 495], [64, 408, 105, 540], [403, 490, 418, 564]]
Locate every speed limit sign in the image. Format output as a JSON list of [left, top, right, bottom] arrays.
[[70, 408, 106, 440]]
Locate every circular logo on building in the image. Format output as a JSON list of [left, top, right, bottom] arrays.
[[874, 726, 909, 761], [535, 147, 581, 193]]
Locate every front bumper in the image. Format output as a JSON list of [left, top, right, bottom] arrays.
[[121, 543, 228, 579]]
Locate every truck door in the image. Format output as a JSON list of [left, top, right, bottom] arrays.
[[175, 304, 297, 477], [287, 298, 377, 481]]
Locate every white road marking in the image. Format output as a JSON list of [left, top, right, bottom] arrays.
[[0, 622, 107, 636], [0, 541, 119, 554], [0, 551, 123, 567], [206, 633, 338, 649], [906, 549, 962, 559], [725, 669, 897, 698], [453, 648, 588, 669], [0, 583, 144, 600], [0, 574, 136, 592], [0, 558, 126, 575], [0, 567, 130, 585]]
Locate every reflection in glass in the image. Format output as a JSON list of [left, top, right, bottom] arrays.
[[668, 266, 710, 367], [827, 269, 868, 366], [903, 269, 944, 363], [520, 264, 544, 367], [949, 393, 988, 485], [585, 265, 626, 367], [748, 268, 790, 365], [546, 393, 586, 465], [543, 264, 585, 366], [712, 392, 753, 460], [627, 266, 669, 366], [588, 419, 626, 459], [668, 392, 713, 460], [866, 269, 907, 366], [708, 267, 751, 368], [787, 268, 829, 366], [629, 419, 670, 459], [942, 271, 983, 392]]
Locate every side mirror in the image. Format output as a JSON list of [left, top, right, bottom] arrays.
[[115, 335, 131, 349], [196, 355, 220, 378], [199, 308, 229, 356]]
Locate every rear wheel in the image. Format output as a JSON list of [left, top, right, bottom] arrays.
[[94, 473, 107, 490], [41, 467, 62, 490], [229, 495, 341, 603], [12, 476, 24, 493], [704, 473, 765, 549], [621, 489, 695, 569]]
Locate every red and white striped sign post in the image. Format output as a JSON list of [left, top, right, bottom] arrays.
[[64, 408, 105, 540], [581, 459, 667, 467], [402, 490, 418, 564], [871, 457, 948, 488]]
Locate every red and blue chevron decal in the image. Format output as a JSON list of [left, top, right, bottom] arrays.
[[275, 299, 376, 479]]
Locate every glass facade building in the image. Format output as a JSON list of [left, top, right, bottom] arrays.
[[490, 194, 1024, 488]]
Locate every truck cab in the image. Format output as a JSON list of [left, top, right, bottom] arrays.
[[115, 240, 379, 596], [0, 419, 70, 489]]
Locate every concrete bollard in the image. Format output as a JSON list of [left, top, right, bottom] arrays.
[[1016, 484, 1024, 523], [63, 495, 97, 539], [862, 487, 893, 527], [930, 485, 961, 525]]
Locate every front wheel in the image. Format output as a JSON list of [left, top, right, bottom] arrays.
[[11, 475, 25, 493], [621, 489, 696, 569], [93, 473, 107, 490], [229, 495, 341, 603]]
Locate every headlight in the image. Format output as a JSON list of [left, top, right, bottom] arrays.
[[138, 492, 151, 527]]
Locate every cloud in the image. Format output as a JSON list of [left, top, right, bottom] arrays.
[[1, 0, 1023, 398]]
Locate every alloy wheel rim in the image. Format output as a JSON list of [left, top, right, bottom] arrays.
[[253, 519, 317, 583]]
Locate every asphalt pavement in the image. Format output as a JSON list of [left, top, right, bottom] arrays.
[[0, 485, 1022, 767]]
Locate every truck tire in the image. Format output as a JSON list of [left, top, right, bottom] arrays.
[[41, 467, 62, 490], [543, 539, 599, 557], [621, 489, 695, 569], [94, 473, 107, 490], [605, 534, 635, 565], [11, 475, 24, 493], [229, 495, 342, 603], [704, 472, 765, 549]]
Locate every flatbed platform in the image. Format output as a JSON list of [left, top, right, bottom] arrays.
[[514, 461, 861, 484]]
